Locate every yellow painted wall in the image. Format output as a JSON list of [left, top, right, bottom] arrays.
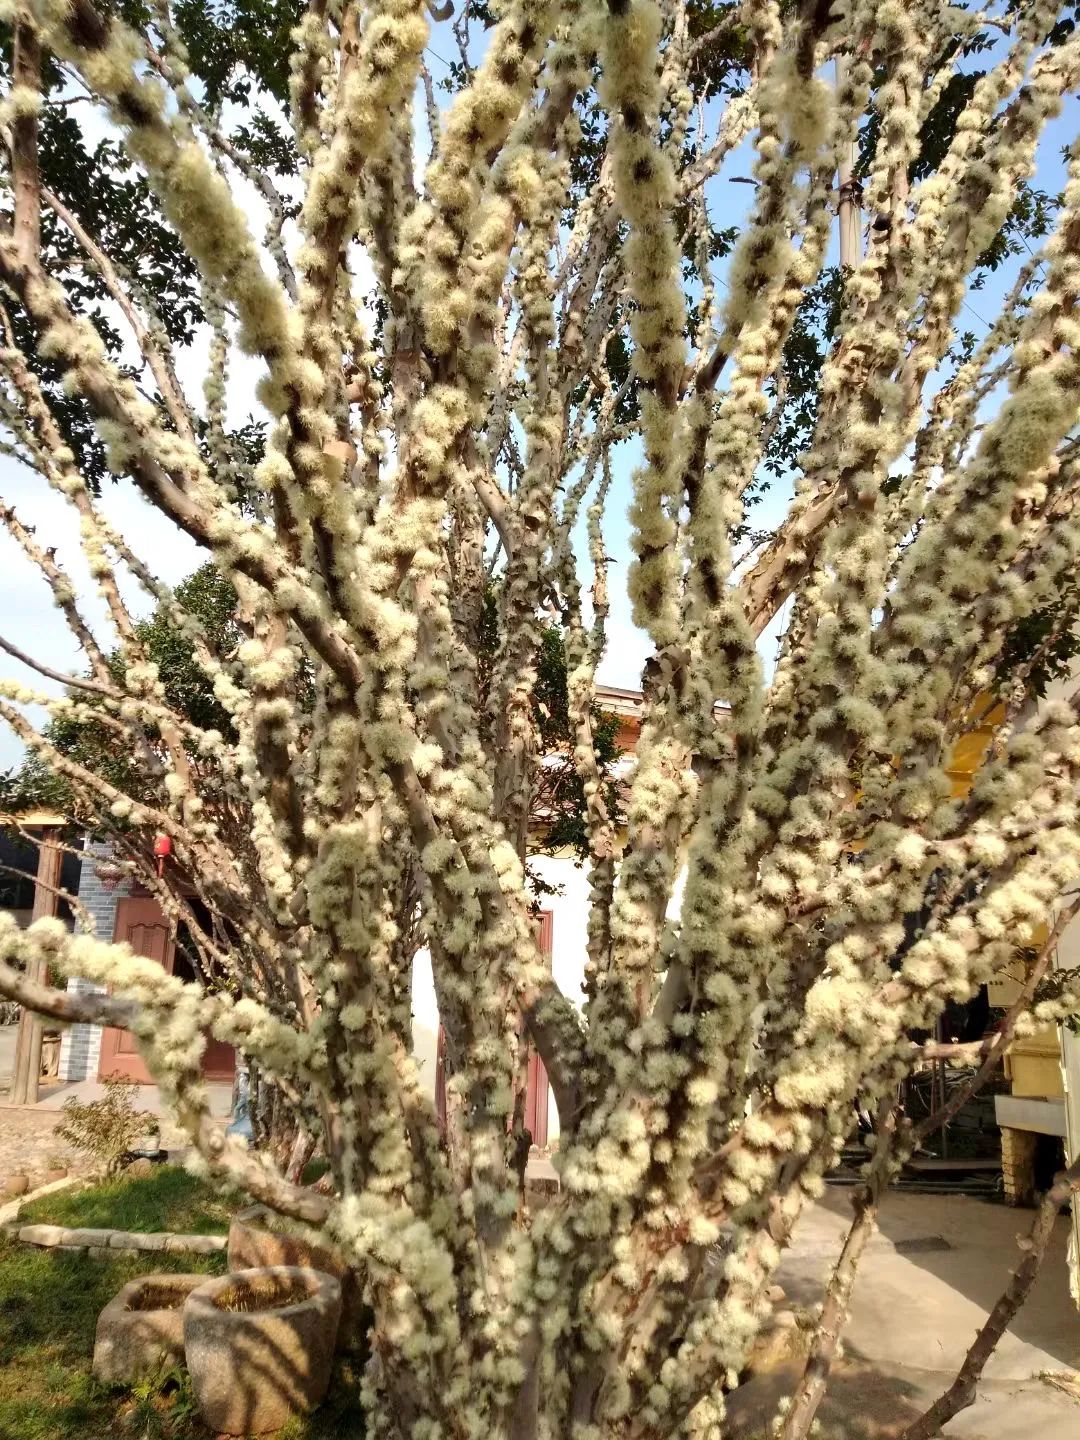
[[943, 695, 1005, 798]]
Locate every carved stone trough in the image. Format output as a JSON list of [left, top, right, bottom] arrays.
[[92, 1273, 205, 1385], [227, 1203, 343, 1276], [183, 1265, 342, 1434], [228, 1203, 363, 1339]]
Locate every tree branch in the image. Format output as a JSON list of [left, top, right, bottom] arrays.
[[192, 1109, 334, 1226], [0, 501, 111, 682], [0, 938, 140, 1029], [10, 5, 41, 269], [41, 184, 195, 443], [774, 1103, 900, 1440], [0, 631, 117, 697]]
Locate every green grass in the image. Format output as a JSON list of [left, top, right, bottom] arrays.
[[18, 1167, 234, 1236], [0, 1234, 221, 1440], [0, 1235, 366, 1439], [300, 1157, 332, 1186]]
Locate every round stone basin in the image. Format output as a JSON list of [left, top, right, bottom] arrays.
[[183, 1266, 342, 1434], [93, 1273, 205, 1385], [228, 1203, 364, 1342], [227, 1203, 346, 1278]]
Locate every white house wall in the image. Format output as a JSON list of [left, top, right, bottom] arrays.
[[409, 854, 688, 1143], [409, 852, 594, 1141], [531, 853, 593, 1141]]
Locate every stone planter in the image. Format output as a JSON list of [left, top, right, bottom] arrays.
[[44, 1167, 68, 1185], [93, 1274, 205, 1385], [228, 1205, 362, 1341], [184, 1266, 342, 1434], [2, 1175, 29, 1198], [227, 1204, 342, 1275]]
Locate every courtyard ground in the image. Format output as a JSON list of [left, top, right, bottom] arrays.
[[730, 1188, 1080, 1438], [0, 1022, 232, 1187]]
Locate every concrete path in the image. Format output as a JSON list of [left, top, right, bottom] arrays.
[[744, 1189, 1080, 1438], [27, 1077, 233, 1118], [729, 1353, 1080, 1440], [781, 1190, 1079, 1378]]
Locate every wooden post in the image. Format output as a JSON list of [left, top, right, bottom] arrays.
[[836, 57, 861, 270], [1052, 903, 1080, 1307], [9, 826, 61, 1105]]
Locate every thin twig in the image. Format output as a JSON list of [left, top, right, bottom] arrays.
[[0, 861, 90, 927], [0, 632, 117, 697]]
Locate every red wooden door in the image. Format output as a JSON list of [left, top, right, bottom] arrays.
[[524, 1050, 549, 1149], [201, 1032, 237, 1079], [434, 912, 552, 1146], [98, 896, 235, 1082], [98, 897, 169, 1082]]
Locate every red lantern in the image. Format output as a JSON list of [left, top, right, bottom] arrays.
[[153, 833, 172, 876]]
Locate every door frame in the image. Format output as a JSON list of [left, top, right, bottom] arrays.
[[529, 912, 553, 1148], [98, 896, 170, 1083]]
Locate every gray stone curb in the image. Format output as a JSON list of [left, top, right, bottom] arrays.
[[15, 1221, 226, 1255]]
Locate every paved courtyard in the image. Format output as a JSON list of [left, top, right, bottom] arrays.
[[0, 1022, 232, 1188], [731, 1188, 1080, 1438]]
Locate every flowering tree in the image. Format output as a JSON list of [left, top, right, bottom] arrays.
[[2, 0, 1080, 1437]]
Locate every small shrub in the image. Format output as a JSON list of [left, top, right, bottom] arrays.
[[55, 1076, 156, 1177]]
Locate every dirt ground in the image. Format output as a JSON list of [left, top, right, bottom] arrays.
[[0, 1020, 237, 1190], [0, 1102, 93, 1189], [0, 1025, 88, 1187]]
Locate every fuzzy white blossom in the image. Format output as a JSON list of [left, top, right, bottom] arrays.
[[0, 3, 1079, 1439]]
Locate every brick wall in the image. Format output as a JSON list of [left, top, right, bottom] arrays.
[[57, 840, 130, 1083], [1001, 1125, 1038, 1207]]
